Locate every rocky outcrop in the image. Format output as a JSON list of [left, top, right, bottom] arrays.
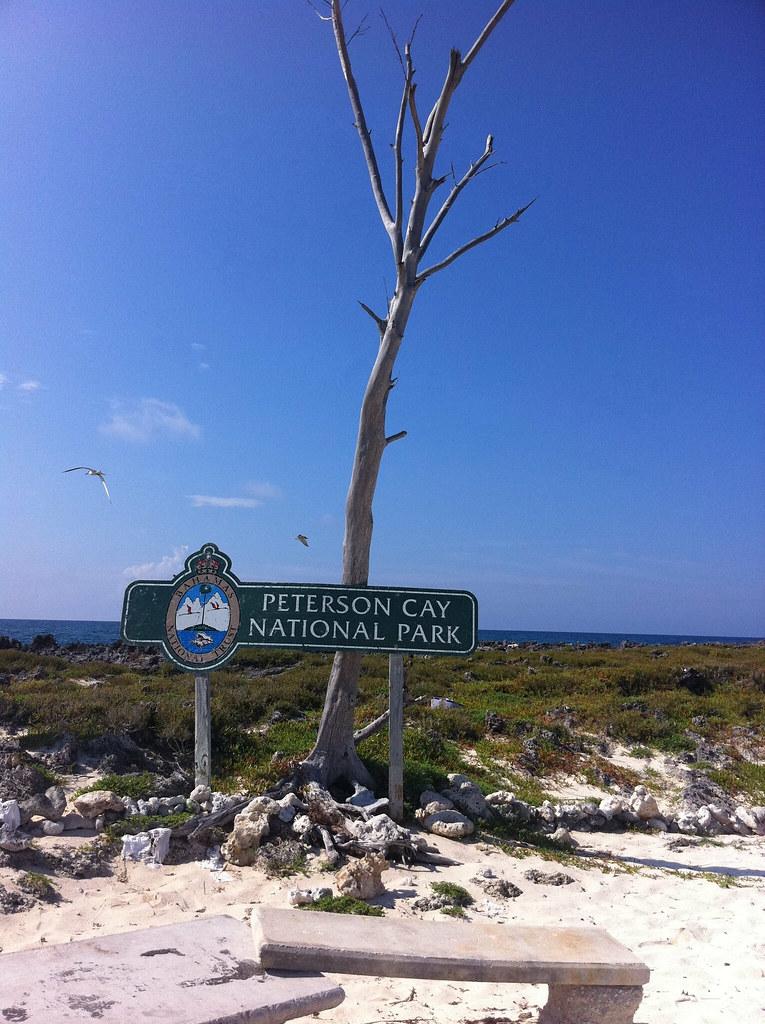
[[73, 790, 126, 818], [442, 774, 491, 821], [419, 808, 474, 838], [335, 851, 388, 900]]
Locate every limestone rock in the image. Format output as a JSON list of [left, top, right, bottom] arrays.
[[74, 790, 126, 818], [709, 804, 736, 832], [353, 813, 425, 850], [222, 812, 270, 866], [291, 813, 312, 838], [539, 800, 556, 825], [277, 793, 305, 824], [524, 869, 575, 886], [45, 785, 67, 820], [484, 790, 514, 806], [348, 785, 377, 808], [419, 789, 454, 814], [598, 795, 629, 821], [0, 824, 33, 852], [18, 792, 58, 825], [190, 784, 212, 804], [422, 808, 474, 839], [288, 886, 333, 907], [550, 826, 578, 848], [243, 795, 281, 818], [442, 774, 491, 821], [121, 827, 171, 865], [646, 817, 668, 831], [335, 852, 388, 900], [61, 812, 90, 832], [472, 875, 523, 899], [0, 799, 21, 832], [42, 820, 66, 836], [629, 786, 661, 821]]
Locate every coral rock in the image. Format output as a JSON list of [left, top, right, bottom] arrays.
[[335, 852, 388, 900], [422, 809, 474, 839]]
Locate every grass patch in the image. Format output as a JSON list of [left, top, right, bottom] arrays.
[[253, 839, 308, 877], [104, 812, 191, 840], [74, 772, 156, 800], [708, 762, 765, 804], [430, 881, 474, 907], [1, 643, 762, 802], [300, 895, 384, 916], [441, 905, 467, 918], [18, 872, 59, 902]]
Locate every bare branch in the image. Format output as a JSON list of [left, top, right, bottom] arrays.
[[416, 197, 537, 285], [422, 0, 514, 155], [305, 0, 332, 21], [385, 430, 407, 445], [461, 0, 517, 73], [353, 694, 427, 742], [408, 79, 425, 172], [420, 134, 495, 258], [346, 13, 369, 46], [409, 13, 423, 46], [358, 300, 387, 334], [331, 0, 395, 236], [379, 8, 404, 71], [392, 44, 412, 260]]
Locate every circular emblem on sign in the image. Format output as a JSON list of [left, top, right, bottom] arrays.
[[164, 554, 241, 669]]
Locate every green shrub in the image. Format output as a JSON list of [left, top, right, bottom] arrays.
[[105, 812, 191, 839], [300, 895, 384, 916], [18, 872, 59, 901], [430, 881, 473, 907], [441, 905, 467, 918], [75, 772, 156, 800]]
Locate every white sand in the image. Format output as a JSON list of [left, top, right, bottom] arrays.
[[2, 827, 763, 1024]]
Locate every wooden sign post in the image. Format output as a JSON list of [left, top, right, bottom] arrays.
[[194, 673, 212, 789], [388, 654, 405, 821]]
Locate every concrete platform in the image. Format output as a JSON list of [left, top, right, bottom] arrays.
[[0, 915, 344, 1023], [252, 907, 650, 987]]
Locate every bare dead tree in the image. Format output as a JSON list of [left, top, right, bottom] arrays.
[[301, 0, 533, 788]]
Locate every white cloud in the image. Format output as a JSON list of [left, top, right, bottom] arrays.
[[100, 398, 201, 442], [199, 362, 210, 371], [123, 544, 189, 579], [191, 342, 205, 351], [0, 373, 9, 389], [18, 379, 41, 392], [246, 481, 283, 500], [188, 494, 263, 509]]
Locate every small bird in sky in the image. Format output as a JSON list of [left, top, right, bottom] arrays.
[[64, 466, 111, 502], [295, 534, 309, 547]]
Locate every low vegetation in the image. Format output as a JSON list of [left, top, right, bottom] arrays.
[[1, 643, 763, 806], [300, 894, 384, 916]]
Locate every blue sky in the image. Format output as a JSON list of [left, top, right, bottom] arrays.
[[1, 0, 763, 635]]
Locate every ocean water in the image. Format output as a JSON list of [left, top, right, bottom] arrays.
[[0, 618, 761, 648]]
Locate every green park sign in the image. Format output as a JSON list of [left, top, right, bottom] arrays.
[[122, 543, 477, 671]]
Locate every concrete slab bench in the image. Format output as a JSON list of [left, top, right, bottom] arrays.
[[252, 907, 650, 1024], [0, 914, 344, 1024]]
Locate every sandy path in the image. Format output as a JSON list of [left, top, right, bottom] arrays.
[[2, 829, 763, 1024]]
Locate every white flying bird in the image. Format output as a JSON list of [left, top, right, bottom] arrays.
[[295, 534, 309, 547], [64, 466, 111, 502]]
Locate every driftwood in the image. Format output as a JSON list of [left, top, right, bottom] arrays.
[[335, 837, 460, 867], [169, 798, 249, 841], [353, 695, 429, 744]]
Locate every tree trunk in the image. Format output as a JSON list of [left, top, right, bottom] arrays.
[[301, 283, 416, 788]]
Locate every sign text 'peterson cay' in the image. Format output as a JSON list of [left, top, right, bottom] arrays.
[[121, 544, 477, 671]]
